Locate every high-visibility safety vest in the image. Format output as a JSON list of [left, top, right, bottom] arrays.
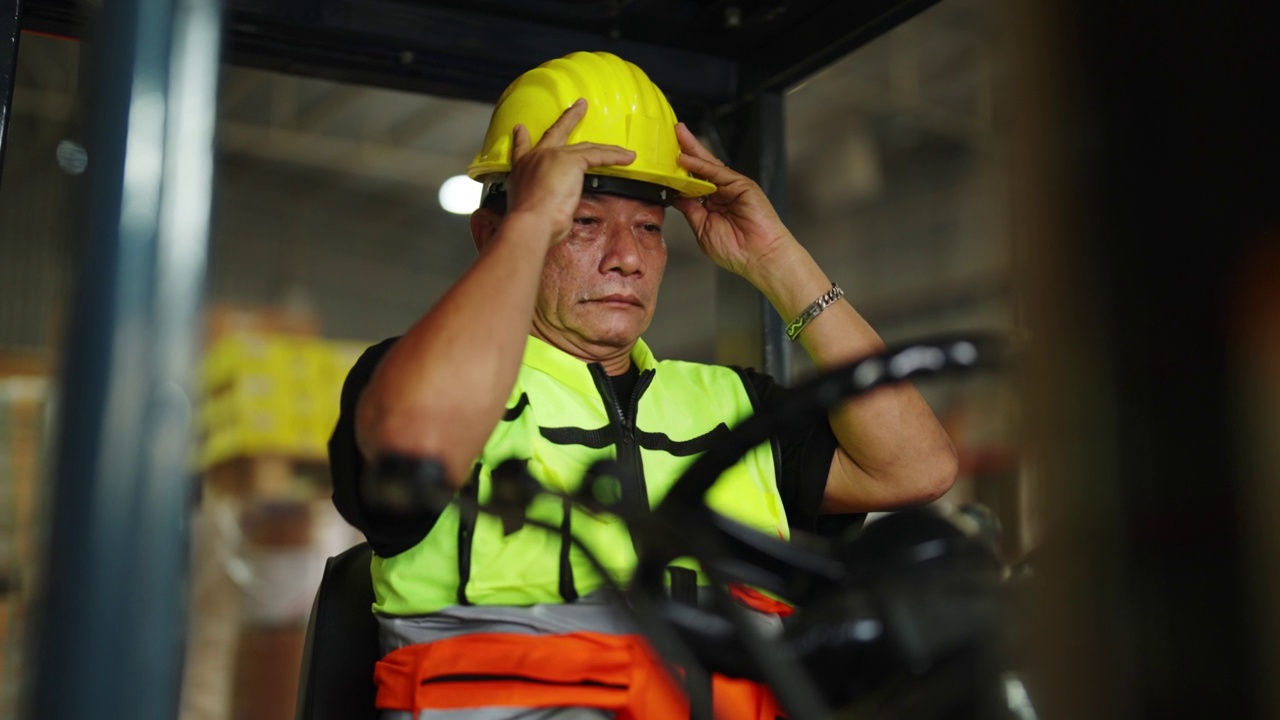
[[371, 335, 790, 616], [371, 336, 792, 719]]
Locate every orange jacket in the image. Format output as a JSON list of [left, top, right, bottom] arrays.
[[374, 630, 782, 720]]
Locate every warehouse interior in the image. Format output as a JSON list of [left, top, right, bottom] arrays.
[[1, 0, 1277, 718]]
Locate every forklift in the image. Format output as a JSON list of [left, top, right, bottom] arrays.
[[2, 0, 1276, 717]]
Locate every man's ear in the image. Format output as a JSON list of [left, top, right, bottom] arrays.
[[469, 207, 502, 253]]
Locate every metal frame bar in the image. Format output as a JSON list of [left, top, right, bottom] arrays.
[[707, 91, 791, 379], [740, 0, 942, 97], [217, 1, 739, 112], [18, 0, 940, 114], [26, 0, 223, 715], [0, 0, 20, 189]]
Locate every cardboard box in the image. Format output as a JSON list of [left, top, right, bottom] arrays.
[[194, 333, 366, 470]]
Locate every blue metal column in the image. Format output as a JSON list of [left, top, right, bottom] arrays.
[[25, 0, 222, 715], [707, 91, 792, 381], [0, 0, 20, 189]]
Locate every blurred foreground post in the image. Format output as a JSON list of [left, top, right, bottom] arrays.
[[25, 0, 222, 717], [1010, 0, 1280, 717]]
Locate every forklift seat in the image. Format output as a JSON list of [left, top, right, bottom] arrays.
[[294, 542, 381, 720]]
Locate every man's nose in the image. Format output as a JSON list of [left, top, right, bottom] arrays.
[[600, 224, 644, 276]]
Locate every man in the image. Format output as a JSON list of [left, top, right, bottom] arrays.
[[329, 51, 957, 719]]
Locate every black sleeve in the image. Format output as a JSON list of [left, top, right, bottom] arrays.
[[733, 366, 864, 536], [328, 336, 445, 557]]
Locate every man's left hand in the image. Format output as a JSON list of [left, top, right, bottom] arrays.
[[672, 122, 798, 283]]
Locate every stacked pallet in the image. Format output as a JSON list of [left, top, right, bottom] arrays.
[[180, 316, 368, 720], [0, 366, 47, 718]]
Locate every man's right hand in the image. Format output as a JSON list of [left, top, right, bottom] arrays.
[[502, 98, 637, 247]]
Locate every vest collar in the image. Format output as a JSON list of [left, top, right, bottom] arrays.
[[522, 335, 659, 395]]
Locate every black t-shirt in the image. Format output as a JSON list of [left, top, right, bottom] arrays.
[[328, 337, 847, 558]]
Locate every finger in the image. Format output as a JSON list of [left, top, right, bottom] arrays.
[[675, 122, 723, 166], [672, 196, 707, 227], [678, 150, 743, 186], [510, 123, 531, 163], [570, 144, 637, 169], [539, 98, 588, 148]]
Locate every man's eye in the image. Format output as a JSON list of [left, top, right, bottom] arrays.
[[643, 224, 662, 233], [574, 217, 599, 226]]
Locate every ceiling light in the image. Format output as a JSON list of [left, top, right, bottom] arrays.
[[438, 174, 481, 215]]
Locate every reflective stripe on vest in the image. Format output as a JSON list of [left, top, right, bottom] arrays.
[[373, 631, 783, 720], [375, 588, 788, 654], [371, 337, 789, 616]]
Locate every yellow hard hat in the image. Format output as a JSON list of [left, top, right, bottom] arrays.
[[467, 51, 717, 202]]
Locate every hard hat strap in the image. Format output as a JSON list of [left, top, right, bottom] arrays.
[[484, 174, 676, 207]]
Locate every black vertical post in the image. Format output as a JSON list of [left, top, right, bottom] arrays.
[[707, 91, 791, 381], [25, 0, 222, 716], [705, 90, 834, 720], [0, 0, 20, 189]]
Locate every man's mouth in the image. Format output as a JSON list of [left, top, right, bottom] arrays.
[[589, 294, 643, 308]]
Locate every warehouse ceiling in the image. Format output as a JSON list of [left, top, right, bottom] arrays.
[[4, 0, 1005, 360], [206, 0, 996, 196]]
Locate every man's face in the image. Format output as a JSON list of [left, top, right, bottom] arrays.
[[532, 193, 667, 357]]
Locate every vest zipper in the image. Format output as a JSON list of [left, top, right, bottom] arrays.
[[588, 364, 654, 516]]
